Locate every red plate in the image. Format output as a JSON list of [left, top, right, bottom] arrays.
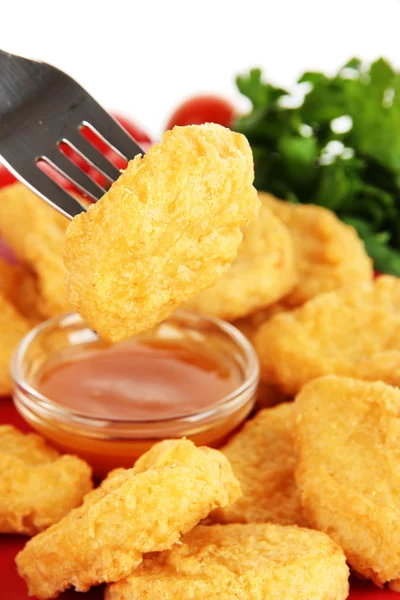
[[0, 399, 398, 599]]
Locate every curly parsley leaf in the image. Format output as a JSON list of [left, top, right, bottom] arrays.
[[234, 58, 400, 276]]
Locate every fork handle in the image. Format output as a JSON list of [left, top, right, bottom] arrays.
[[0, 50, 62, 140]]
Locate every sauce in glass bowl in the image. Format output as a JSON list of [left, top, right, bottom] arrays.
[[12, 311, 259, 477], [37, 338, 239, 420]]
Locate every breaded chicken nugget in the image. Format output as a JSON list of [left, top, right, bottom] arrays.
[[0, 425, 92, 535], [16, 439, 241, 599], [185, 203, 297, 320], [106, 523, 349, 600], [0, 294, 30, 395], [295, 376, 400, 586], [0, 424, 58, 462], [0, 258, 43, 323], [232, 302, 288, 340], [233, 307, 292, 408], [260, 193, 373, 306], [254, 275, 400, 395], [64, 124, 259, 343], [0, 183, 71, 317], [211, 403, 305, 526]]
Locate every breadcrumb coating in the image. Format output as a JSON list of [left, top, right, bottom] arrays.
[[260, 192, 373, 306], [0, 258, 43, 323], [254, 275, 400, 395], [106, 523, 349, 600], [186, 202, 296, 320], [0, 183, 71, 317], [0, 295, 30, 395], [64, 124, 259, 342], [211, 403, 306, 526], [16, 439, 240, 599], [295, 376, 400, 586], [0, 425, 92, 535]]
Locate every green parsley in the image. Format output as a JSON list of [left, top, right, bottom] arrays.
[[234, 58, 400, 275]]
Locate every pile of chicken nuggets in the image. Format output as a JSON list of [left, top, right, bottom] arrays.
[[3, 123, 400, 598]]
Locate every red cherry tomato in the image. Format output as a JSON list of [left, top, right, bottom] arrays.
[[111, 113, 152, 144], [165, 95, 236, 130], [0, 165, 16, 189]]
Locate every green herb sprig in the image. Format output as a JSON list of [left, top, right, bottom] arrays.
[[234, 59, 400, 275]]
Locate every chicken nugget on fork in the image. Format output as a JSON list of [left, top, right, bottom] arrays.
[[64, 124, 259, 342]]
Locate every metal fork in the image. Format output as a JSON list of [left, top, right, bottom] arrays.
[[0, 49, 144, 219]]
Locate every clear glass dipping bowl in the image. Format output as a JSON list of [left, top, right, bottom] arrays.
[[11, 310, 259, 476]]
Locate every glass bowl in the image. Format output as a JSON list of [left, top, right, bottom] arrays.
[[11, 310, 259, 476]]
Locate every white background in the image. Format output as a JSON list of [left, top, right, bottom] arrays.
[[2, 0, 400, 138]]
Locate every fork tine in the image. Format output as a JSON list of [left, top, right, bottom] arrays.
[[2, 157, 84, 219], [0, 49, 147, 218], [81, 103, 144, 161], [42, 151, 106, 201], [63, 132, 122, 182], [100, 118, 144, 160]]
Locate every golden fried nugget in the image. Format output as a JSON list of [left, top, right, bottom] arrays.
[[0, 294, 30, 395], [0, 183, 71, 317], [232, 302, 288, 341], [0, 258, 43, 323], [0, 425, 92, 535], [295, 376, 400, 586], [254, 275, 400, 395], [64, 124, 259, 343], [0, 424, 58, 463], [16, 439, 241, 599], [211, 403, 305, 526], [185, 203, 296, 320], [233, 305, 292, 407], [260, 192, 373, 306], [106, 523, 349, 600]]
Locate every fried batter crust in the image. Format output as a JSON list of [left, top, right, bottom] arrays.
[[0, 425, 92, 535], [0, 183, 71, 317], [186, 203, 297, 320], [0, 258, 43, 323], [16, 439, 240, 599], [295, 376, 400, 586], [106, 523, 349, 600], [254, 276, 400, 395], [260, 193, 373, 306], [64, 124, 259, 342], [211, 403, 306, 526], [0, 295, 30, 395]]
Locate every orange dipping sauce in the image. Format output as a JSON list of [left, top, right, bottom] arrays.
[[37, 339, 238, 421], [13, 312, 259, 476]]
